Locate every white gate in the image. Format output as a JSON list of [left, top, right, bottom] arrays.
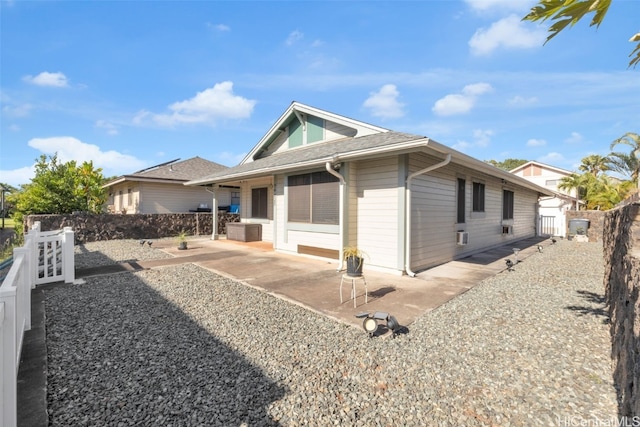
[[539, 215, 556, 236], [1, 222, 74, 427], [33, 224, 74, 285]]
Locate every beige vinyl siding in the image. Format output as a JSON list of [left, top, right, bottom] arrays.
[[409, 154, 458, 269], [264, 131, 289, 156], [273, 175, 286, 250], [137, 182, 213, 214], [239, 177, 273, 242], [511, 189, 538, 236], [286, 230, 340, 254], [409, 154, 539, 271], [354, 157, 400, 271], [109, 183, 140, 214]]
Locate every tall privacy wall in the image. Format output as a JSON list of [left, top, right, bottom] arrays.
[[566, 210, 605, 242], [25, 212, 239, 243], [604, 194, 640, 416]]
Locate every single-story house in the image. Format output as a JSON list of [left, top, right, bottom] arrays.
[[104, 157, 237, 214], [510, 161, 579, 238], [186, 102, 552, 276]]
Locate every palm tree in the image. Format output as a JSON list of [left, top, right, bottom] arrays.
[[610, 132, 640, 188], [578, 154, 610, 177], [558, 173, 588, 210]]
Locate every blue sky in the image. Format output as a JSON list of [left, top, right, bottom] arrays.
[[1, 0, 638, 188]]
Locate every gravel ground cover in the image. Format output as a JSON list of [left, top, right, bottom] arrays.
[[48, 240, 616, 425], [74, 239, 173, 269]]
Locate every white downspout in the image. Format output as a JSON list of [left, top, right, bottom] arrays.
[[326, 160, 346, 271], [204, 185, 219, 240], [405, 153, 451, 277]]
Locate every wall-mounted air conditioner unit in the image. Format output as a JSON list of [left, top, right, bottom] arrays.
[[502, 225, 513, 235], [456, 231, 469, 245]]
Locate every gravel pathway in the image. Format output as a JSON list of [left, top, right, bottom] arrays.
[[74, 239, 173, 269], [47, 240, 616, 425]]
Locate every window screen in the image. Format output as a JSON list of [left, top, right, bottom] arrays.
[[503, 190, 514, 220], [472, 182, 485, 212], [251, 187, 268, 218], [457, 178, 466, 224], [288, 171, 339, 224]]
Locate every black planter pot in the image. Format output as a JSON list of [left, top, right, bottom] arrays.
[[178, 241, 188, 250], [346, 256, 363, 277]]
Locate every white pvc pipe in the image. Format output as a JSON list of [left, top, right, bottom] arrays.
[[405, 153, 451, 277]]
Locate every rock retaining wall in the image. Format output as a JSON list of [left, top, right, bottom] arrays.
[[566, 210, 605, 242], [604, 193, 640, 416], [25, 212, 240, 243]]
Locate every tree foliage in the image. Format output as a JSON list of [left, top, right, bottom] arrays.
[[609, 132, 640, 186], [558, 153, 634, 210], [485, 158, 529, 171], [10, 154, 107, 218], [523, 0, 640, 68]]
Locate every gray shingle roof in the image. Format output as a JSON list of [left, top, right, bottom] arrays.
[[135, 157, 227, 181], [104, 157, 229, 188], [188, 131, 426, 185]]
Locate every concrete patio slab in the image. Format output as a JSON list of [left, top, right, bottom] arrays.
[[138, 235, 550, 330]]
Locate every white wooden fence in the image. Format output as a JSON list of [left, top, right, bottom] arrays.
[[0, 222, 74, 427]]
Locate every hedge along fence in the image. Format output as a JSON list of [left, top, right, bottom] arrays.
[[25, 212, 240, 244]]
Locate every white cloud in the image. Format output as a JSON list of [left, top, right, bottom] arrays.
[[473, 129, 494, 147], [286, 30, 304, 46], [133, 81, 256, 127], [95, 120, 119, 135], [527, 138, 546, 147], [0, 166, 34, 188], [465, 0, 534, 13], [27, 136, 147, 176], [452, 129, 494, 152], [508, 95, 538, 106], [452, 140, 472, 152], [2, 103, 32, 117], [22, 71, 69, 87], [210, 23, 230, 32], [539, 152, 565, 163], [469, 14, 546, 56], [565, 132, 584, 144], [432, 83, 493, 116], [363, 84, 405, 119]]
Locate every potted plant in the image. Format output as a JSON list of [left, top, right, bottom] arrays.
[[343, 246, 366, 277], [177, 231, 188, 250]]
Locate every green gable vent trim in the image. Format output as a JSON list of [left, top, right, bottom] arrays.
[[307, 115, 324, 144], [289, 119, 303, 148]]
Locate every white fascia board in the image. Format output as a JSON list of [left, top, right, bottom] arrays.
[[188, 138, 434, 186], [102, 176, 187, 188], [427, 140, 554, 197]]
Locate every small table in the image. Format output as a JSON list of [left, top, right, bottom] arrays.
[[340, 274, 368, 308]]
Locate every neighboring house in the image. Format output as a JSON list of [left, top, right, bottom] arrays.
[[510, 161, 578, 238], [186, 102, 552, 276], [104, 157, 236, 214]]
